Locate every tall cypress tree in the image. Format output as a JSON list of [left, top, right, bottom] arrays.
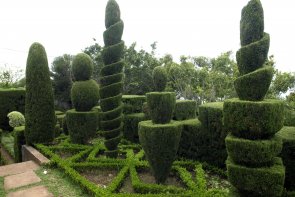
[[25, 42, 56, 144]]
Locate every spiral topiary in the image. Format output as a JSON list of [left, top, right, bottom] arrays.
[[99, 0, 124, 158], [67, 53, 99, 144], [235, 0, 272, 101], [225, 1, 285, 196], [25, 42, 56, 144], [152, 66, 167, 92]]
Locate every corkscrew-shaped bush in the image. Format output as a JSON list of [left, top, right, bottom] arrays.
[[235, 0, 272, 101], [99, 0, 124, 158]]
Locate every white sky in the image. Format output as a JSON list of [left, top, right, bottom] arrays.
[[0, 0, 295, 72]]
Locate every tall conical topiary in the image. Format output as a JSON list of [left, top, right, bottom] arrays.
[[25, 42, 56, 144], [99, 0, 124, 158], [138, 67, 181, 184], [224, 1, 285, 196]]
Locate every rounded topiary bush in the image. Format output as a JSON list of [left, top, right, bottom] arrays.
[[146, 92, 175, 124], [138, 120, 182, 184], [66, 109, 97, 144], [71, 79, 99, 111], [7, 111, 25, 128], [72, 53, 94, 81], [152, 66, 167, 92], [25, 42, 56, 144]]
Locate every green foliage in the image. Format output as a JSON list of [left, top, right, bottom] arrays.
[[225, 133, 282, 167], [224, 99, 284, 139], [152, 66, 167, 92], [269, 70, 295, 98], [123, 113, 146, 142], [92, 106, 101, 131], [0, 88, 25, 131], [100, 105, 123, 121], [198, 102, 223, 129], [14, 126, 25, 162], [277, 126, 295, 190], [100, 73, 123, 86], [51, 54, 73, 110], [103, 20, 124, 47], [71, 79, 99, 111], [234, 66, 273, 101], [146, 92, 176, 124], [236, 33, 270, 75], [99, 82, 123, 99], [0, 65, 24, 88], [102, 42, 125, 65], [227, 157, 285, 197], [122, 95, 146, 114], [173, 100, 196, 121], [100, 94, 122, 112], [72, 53, 94, 81], [66, 109, 97, 144], [138, 120, 182, 183], [240, 0, 264, 46], [105, 0, 120, 28], [25, 42, 55, 144], [7, 111, 25, 128]]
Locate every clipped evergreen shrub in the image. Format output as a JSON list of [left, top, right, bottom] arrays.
[[198, 102, 224, 131], [227, 157, 285, 197], [72, 53, 94, 81], [152, 66, 168, 92], [71, 79, 99, 112], [277, 126, 295, 190], [234, 66, 273, 101], [146, 92, 176, 124], [226, 133, 282, 167], [173, 100, 196, 121], [0, 88, 25, 131], [284, 108, 295, 126], [100, 73, 123, 86], [62, 115, 68, 135], [99, 82, 123, 99], [66, 109, 97, 144], [92, 106, 101, 131], [100, 94, 122, 112], [123, 113, 146, 142], [138, 120, 182, 183], [13, 126, 25, 162], [100, 105, 123, 121], [25, 42, 56, 144], [224, 98, 284, 139], [122, 95, 146, 114], [142, 102, 150, 119]]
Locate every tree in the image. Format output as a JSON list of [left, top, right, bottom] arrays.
[[83, 43, 103, 83], [51, 54, 73, 110], [25, 42, 56, 144], [0, 64, 24, 88]]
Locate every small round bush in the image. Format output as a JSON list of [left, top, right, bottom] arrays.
[[152, 66, 167, 92], [7, 111, 25, 128], [72, 53, 94, 81], [71, 79, 100, 111]]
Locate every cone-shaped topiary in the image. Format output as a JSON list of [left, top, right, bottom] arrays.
[[99, 0, 124, 158], [25, 42, 56, 144], [235, 0, 272, 101], [67, 53, 99, 144], [152, 66, 167, 92]]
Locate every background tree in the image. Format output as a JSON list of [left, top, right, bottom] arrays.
[[0, 64, 24, 88], [51, 54, 73, 110]]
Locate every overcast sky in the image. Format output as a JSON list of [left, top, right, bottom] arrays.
[[0, 0, 295, 72]]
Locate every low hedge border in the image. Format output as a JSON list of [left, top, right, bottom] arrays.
[[36, 136, 229, 196]]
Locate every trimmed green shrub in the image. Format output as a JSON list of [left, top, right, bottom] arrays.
[[138, 120, 182, 183], [236, 33, 270, 75], [13, 126, 25, 162], [7, 111, 25, 128], [100, 124, 122, 139], [224, 98, 284, 139], [284, 108, 295, 126], [100, 94, 122, 112], [142, 102, 150, 119], [103, 20, 124, 46], [100, 73, 123, 86], [227, 157, 285, 197], [72, 53, 94, 81], [234, 66, 273, 101], [122, 95, 146, 114], [123, 113, 146, 142], [198, 102, 223, 130], [100, 105, 123, 121], [102, 42, 125, 65], [66, 109, 97, 144], [62, 115, 68, 135], [240, 0, 264, 46], [226, 133, 282, 167], [56, 114, 65, 126], [146, 92, 176, 124], [173, 100, 196, 121], [277, 126, 295, 190], [100, 61, 124, 76], [104, 134, 121, 150], [105, 0, 121, 29], [152, 66, 167, 92], [71, 79, 99, 112], [99, 82, 123, 99], [100, 115, 122, 131], [0, 88, 25, 131], [25, 42, 56, 144]]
